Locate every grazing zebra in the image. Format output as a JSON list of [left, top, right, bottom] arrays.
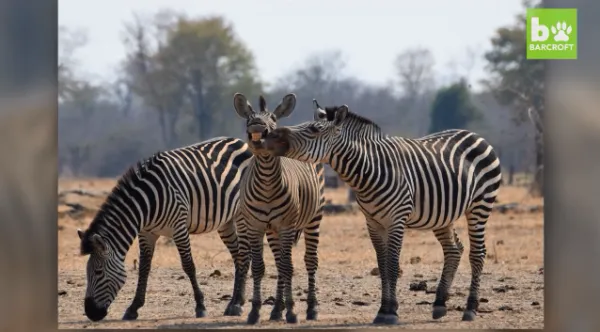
[[76, 136, 253, 322], [232, 93, 325, 325], [264, 100, 502, 325]]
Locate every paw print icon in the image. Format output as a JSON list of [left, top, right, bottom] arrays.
[[551, 21, 572, 42]]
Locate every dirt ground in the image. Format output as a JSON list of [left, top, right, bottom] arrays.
[[58, 178, 544, 329]]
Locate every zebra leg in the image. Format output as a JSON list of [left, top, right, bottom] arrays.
[[123, 232, 159, 320], [431, 226, 464, 319], [281, 228, 298, 324], [304, 219, 321, 320], [266, 230, 285, 321], [218, 221, 245, 316], [381, 222, 406, 325], [247, 228, 266, 325], [462, 208, 489, 321], [235, 222, 252, 318], [173, 228, 207, 318], [367, 221, 391, 325]]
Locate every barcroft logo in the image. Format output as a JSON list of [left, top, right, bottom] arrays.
[[526, 8, 577, 59]]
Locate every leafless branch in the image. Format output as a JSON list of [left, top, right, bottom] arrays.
[[394, 47, 435, 97], [528, 107, 543, 136]]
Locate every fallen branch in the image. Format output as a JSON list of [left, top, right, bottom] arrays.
[[493, 202, 543, 214], [58, 189, 110, 198], [322, 203, 359, 215]]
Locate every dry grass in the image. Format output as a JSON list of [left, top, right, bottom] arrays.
[[58, 178, 544, 329]]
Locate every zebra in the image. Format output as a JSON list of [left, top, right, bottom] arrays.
[[76, 136, 253, 322], [232, 93, 326, 325], [263, 100, 502, 325]]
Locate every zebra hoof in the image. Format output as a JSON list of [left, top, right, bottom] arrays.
[[269, 310, 283, 321], [247, 310, 260, 325], [372, 313, 399, 325], [462, 310, 476, 321], [195, 309, 208, 318], [432, 305, 447, 319], [122, 309, 138, 321], [306, 309, 318, 321], [224, 304, 243, 316], [285, 312, 298, 324]]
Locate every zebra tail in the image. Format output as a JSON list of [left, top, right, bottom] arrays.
[[292, 229, 303, 247]]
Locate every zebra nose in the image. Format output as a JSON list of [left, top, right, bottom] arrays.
[[84, 297, 108, 321]]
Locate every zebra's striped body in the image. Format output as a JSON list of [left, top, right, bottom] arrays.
[[77, 136, 253, 322], [232, 93, 325, 325], [264, 101, 502, 325]]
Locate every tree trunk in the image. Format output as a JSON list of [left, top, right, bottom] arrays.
[[531, 131, 544, 196], [508, 164, 515, 186], [190, 69, 212, 140], [158, 111, 171, 149]]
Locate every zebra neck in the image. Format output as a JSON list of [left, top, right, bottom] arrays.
[[252, 154, 284, 188], [328, 139, 376, 197], [92, 198, 142, 260], [93, 222, 139, 261]]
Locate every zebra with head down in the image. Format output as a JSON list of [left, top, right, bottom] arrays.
[[77, 136, 253, 322]]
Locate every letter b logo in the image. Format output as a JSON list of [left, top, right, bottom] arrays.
[[530, 17, 549, 41]]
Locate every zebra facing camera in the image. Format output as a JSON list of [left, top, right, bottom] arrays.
[[250, 132, 262, 142]]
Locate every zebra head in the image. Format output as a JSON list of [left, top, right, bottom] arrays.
[[233, 92, 296, 156], [264, 100, 349, 164], [77, 228, 127, 321]]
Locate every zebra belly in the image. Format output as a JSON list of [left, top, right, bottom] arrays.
[[150, 227, 175, 238], [242, 206, 299, 233], [188, 213, 223, 234], [406, 200, 465, 230]]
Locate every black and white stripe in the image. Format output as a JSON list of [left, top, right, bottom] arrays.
[[232, 93, 325, 325], [76, 136, 253, 322], [264, 101, 502, 325]]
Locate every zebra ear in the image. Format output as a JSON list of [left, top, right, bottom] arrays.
[[233, 93, 254, 119], [273, 93, 296, 119], [312, 99, 326, 121], [77, 229, 84, 240], [90, 234, 108, 255], [333, 105, 349, 126]]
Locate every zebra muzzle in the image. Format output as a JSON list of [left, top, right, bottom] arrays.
[[250, 132, 262, 142]]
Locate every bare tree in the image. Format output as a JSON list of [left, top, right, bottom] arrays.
[[288, 50, 348, 95], [528, 107, 543, 136], [393, 47, 436, 137], [58, 25, 88, 100], [444, 46, 478, 86], [460, 46, 478, 82], [112, 79, 133, 117], [394, 47, 435, 98], [121, 14, 183, 148]]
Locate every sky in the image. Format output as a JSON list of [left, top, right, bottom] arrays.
[[59, 0, 524, 91]]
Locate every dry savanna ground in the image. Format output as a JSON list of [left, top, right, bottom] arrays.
[[58, 178, 544, 329]]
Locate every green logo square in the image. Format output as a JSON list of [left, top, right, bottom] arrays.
[[526, 8, 577, 59]]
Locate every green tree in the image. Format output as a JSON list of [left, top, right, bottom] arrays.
[[483, 0, 544, 195], [122, 11, 263, 147], [429, 78, 481, 133]]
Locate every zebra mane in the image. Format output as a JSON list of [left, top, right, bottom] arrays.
[[323, 106, 383, 132], [82, 152, 162, 253]]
